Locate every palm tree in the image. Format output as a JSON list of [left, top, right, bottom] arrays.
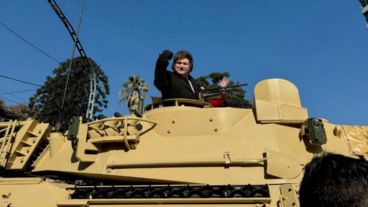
[[119, 75, 149, 114]]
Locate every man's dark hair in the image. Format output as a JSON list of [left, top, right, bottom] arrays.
[[299, 153, 368, 207], [172, 50, 193, 72]]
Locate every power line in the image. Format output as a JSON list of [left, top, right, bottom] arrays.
[[0, 89, 36, 95], [0, 74, 41, 87], [0, 95, 20, 105], [0, 21, 61, 64], [0, 89, 25, 103]]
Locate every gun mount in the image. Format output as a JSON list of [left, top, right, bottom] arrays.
[[0, 79, 367, 207]]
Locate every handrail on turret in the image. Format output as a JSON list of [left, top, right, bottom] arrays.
[[144, 98, 212, 112]]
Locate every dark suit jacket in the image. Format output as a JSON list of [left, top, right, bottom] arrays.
[[154, 59, 199, 100]]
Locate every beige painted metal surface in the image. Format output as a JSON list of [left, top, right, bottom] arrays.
[[0, 78, 367, 207]]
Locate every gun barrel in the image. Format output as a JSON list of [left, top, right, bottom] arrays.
[[203, 83, 248, 92], [201, 91, 224, 99]]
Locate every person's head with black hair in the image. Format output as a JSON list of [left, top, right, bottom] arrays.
[[156, 50, 193, 79], [171, 50, 193, 76], [299, 153, 368, 207]]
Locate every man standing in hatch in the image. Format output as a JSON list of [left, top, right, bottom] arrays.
[[154, 50, 228, 106]]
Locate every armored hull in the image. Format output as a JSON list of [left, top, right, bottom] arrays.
[[1, 79, 367, 207]]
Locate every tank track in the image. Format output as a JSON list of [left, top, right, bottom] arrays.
[[71, 184, 270, 199]]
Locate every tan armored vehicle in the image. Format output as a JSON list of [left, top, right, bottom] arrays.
[[0, 78, 367, 207]]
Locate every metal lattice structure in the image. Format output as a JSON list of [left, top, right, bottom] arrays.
[[48, 0, 97, 120]]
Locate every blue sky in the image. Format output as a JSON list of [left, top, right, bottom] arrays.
[[0, 1, 367, 125]]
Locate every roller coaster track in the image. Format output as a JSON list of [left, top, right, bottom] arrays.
[[48, 0, 96, 120]]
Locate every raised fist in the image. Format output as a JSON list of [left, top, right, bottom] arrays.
[[159, 50, 173, 61]]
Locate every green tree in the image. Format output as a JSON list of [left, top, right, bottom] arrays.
[[196, 72, 252, 108], [6, 103, 29, 120], [0, 99, 28, 120], [119, 75, 149, 114], [0, 99, 10, 120], [28, 56, 110, 130]]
